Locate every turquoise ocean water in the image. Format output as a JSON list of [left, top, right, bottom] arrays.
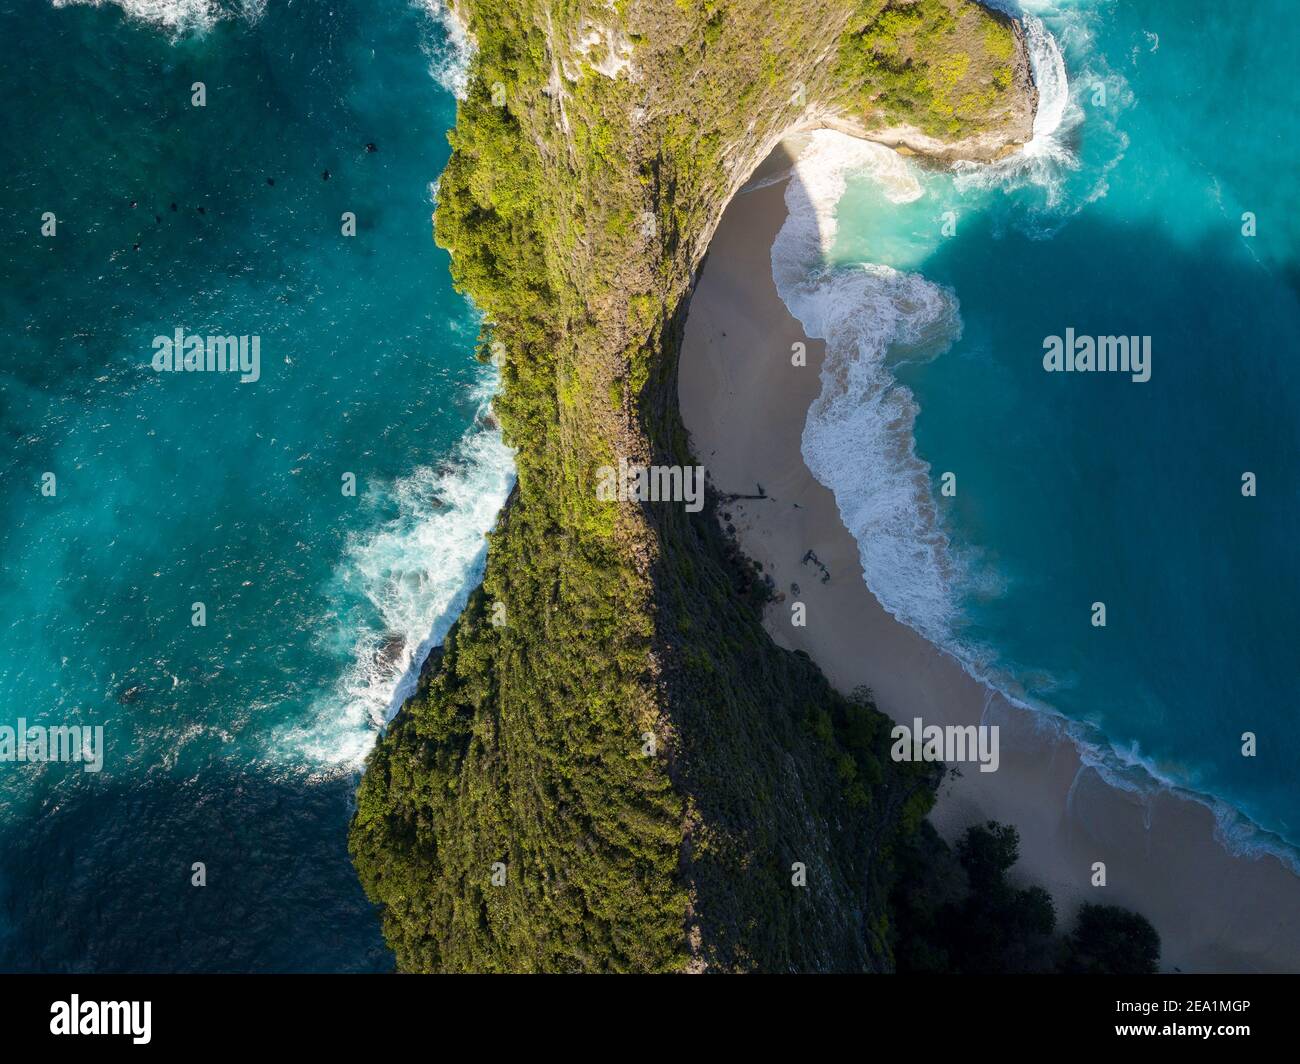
[[3, 0, 1295, 973], [0, 0, 511, 969], [785, 0, 1300, 862]]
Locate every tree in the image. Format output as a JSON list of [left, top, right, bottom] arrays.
[[1062, 903, 1161, 974]]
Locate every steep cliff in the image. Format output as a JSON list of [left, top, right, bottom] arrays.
[[349, 0, 1035, 973]]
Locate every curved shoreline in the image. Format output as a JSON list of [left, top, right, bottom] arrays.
[[767, 128, 1300, 878], [678, 144, 1300, 972]]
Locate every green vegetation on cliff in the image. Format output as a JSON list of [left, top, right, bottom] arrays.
[[835, 0, 1030, 139], [349, 0, 1032, 972]]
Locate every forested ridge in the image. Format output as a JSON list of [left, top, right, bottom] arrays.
[[349, 0, 1062, 973]]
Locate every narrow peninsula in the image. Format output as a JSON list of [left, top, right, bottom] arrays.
[[350, 0, 1056, 972]]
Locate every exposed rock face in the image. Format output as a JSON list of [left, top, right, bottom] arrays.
[[351, 0, 1036, 973]]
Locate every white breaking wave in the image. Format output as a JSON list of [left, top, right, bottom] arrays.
[[1025, 13, 1070, 142], [51, 0, 469, 84], [274, 371, 515, 770], [774, 130, 963, 647], [50, 0, 260, 33], [768, 15, 1085, 659], [415, 0, 474, 98]]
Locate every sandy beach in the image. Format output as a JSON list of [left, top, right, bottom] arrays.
[[678, 140, 1300, 973]]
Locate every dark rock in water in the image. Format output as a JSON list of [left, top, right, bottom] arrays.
[[374, 633, 406, 673], [118, 685, 146, 704], [365, 142, 378, 153], [266, 177, 275, 186], [321, 169, 330, 181]]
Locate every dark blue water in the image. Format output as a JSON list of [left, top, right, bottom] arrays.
[[0, 0, 510, 970]]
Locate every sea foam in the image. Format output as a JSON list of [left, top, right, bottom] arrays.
[[953, 9, 1134, 237], [271, 369, 515, 770], [50, 0, 260, 34], [774, 130, 963, 649], [415, 0, 474, 98]]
